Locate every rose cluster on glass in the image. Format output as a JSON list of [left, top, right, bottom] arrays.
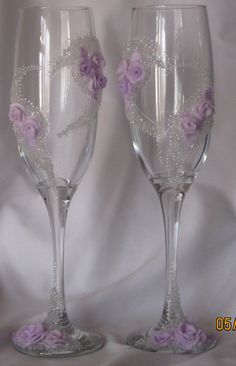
[[12, 322, 67, 349], [151, 321, 216, 352], [117, 50, 146, 99], [79, 47, 107, 99], [9, 103, 41, 148], [180, 87, 214, 142]]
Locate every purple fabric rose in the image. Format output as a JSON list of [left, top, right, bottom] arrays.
[[196, 99, 214, 120], [118, 76, 133, 98], [151, 329, 173, 347], [20, 116, 41, 147], [12, 322, 46, 347], [89, 74, 107, 93], [92, 53, 106, 71], [192, 108, 205, 122], [80, 58, 93, 77], [174, 321, 207, 351], [127, 51, 145, 83], [117, 59, 129, 79], [79, 48, 107, 96], [117, 51, 145, 85], [117, 51, 145, 99], [42, 330, 66, 348], [180, 113, 200, 137], [180, 86, 214, 140], [127, 61, 145, 84], [9, 103, 26, 124]]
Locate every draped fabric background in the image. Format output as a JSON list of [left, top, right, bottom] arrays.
[[0, 0, 235, 365]]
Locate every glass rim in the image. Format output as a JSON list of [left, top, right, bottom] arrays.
[[18, 5, 91, 12], [132, 4, 207, 11]]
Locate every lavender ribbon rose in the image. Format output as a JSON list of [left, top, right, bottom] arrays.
[[151, 329, 173, 347], [12, 323, 46, 347], [174, 321, 207, 351], [12, 323, 67, 349], [89, 74, 107, 93], [180, 86, 214, 141], [80, 58, 93, 77], [79, 47, 107, 99], [181, 113, 200, 139], [150, 321, 212, 351], [8, 103, 26, 124], [92, 53, 106, 70], [126, 51, 145, 84], [117, 51, 145, 99], [42, 330, 66, 349], [20, 116, 41, 147], [196, 98, 214, 120], [119, 76, 133, 98], [9, 103, 42, 149]]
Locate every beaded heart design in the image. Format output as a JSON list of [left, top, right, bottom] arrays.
[[117, 36, 214, 183], [9, 35, 107, 187]]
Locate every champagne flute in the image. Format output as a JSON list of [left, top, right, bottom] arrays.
[[9, 5, 106, 357], [117, 4, 216, 354]]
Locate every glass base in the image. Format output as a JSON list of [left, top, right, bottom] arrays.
[[126, 320, 217, 354], [11, 322, 105, 357]]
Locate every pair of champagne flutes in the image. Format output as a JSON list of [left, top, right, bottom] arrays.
[[8, 4, 216, 358]]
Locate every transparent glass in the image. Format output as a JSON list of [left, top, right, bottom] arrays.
[[121, 5, 217, 354], [9, 5, 105, 357]]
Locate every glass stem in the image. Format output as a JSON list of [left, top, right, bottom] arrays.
[[41, 187, 72, 330], [158, 188, 186, 327]]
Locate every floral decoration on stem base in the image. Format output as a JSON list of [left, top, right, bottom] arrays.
[[11, 322, 104, 357], [127, 320, 217, 354]]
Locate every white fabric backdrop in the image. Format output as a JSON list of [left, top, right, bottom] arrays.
[[0, 0, 236, 365]]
